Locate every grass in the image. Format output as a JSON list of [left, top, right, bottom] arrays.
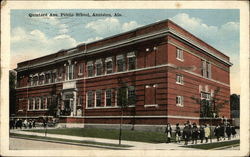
[[23, 128, 168, 143], [182, 140, 240, 150], [10, 133, 132, 148]]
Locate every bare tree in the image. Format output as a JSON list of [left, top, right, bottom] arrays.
[[191, 87, 229, 118]]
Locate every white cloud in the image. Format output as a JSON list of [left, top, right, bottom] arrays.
[[122, 21, 140, 32], [170, 13, 239, 53], [32, 16, 69, 34], [11, 27, 77, 69], [85, 17, 120, 35], [171, 13, 240, 94], [84, 37, 103, 43], [85, 17, 141, 35]]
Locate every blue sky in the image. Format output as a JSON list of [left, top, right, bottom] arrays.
[[10, 9, 240, 94]]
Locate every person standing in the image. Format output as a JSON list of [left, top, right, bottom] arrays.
[[32, 120, 36, 128], [231, 125, 237, 138], [214, 124, 221, 141], [165, 123, 172, 143], [182, 123, 190, 145], [192, 123, 199, 144], [23, 119, 28, 129], [226, 123, 232, 140], [199, 124, 205, 143], [220, 123, 225, 140], [204, 124, 210, 143], [28, 120, 32, 129], [175, 123, 181, 143]]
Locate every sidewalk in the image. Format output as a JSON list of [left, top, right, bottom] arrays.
[[10, 129, 239, 150]]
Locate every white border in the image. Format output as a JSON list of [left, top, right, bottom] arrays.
[[1, 1, 249, 157]]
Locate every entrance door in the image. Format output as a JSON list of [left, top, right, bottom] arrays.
[[64, 100, 71, 116]]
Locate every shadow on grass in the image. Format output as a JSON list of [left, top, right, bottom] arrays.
[[182, 140, 240, 150]]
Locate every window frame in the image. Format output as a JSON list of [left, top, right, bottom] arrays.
[[95, 90, 102, 107], [176, 48, 184, 61], [105, 89, 112, 107], [87, 91, 94, 108], [176, 74, 184, 85], [127, 52, 136, 70], [176, 96, 184, 107], [128, 86, 136, 105], [87, 61, 94, 77], [116, 55, 126, 72], [95, 59, 103, 76]]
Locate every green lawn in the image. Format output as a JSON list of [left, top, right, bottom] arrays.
[[24, 128, 167, 143], [182, 140, 240, 149]]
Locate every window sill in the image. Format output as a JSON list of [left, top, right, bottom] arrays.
[[27, 109, 48, 111], [176, 58, 184, 62], [144, 104, 158, 108], [86, 106, 119, 109], [176, 82, 184, 85], [176, 104, 184, 107]]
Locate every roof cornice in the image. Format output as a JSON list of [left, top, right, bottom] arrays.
[[16, 28, 232, 72]]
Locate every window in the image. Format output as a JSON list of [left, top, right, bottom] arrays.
[[201, 92, 211, 100], [51, 71, 57, 83], [176, 48, 183, 61], [58, 67, 63, 79], [35, 97, 39, 110], [127, 52, 136, 70], [33, 75, 38, 86], [128, 86, 136, 105], [96, 59, 103, 76], [105, 89, 112, 106], [95, 90, 102, 107], [201, 60, 212, 79], [87, 61, 94, 77], [105, 57, 113, 74], [176, 96, 184, 107], [28, 98, 33, 110], [201, 60, 207, 77], [87, 91, 93, 107], [68, 65, 73, 80], [116, 55, 125, 72], [40, 96, 44, 109], [39, 74, 44, 85], [78, 63, 83, 75], [176, 74, 184, 84], [45, 72, 51, 84], [78, 96, 83, 106], [207, 62, 212, 79], [46, 97, 51, 109], [117, 87, 127, 107]]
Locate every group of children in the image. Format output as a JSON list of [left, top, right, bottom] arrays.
[[164, 121, 237, 145]]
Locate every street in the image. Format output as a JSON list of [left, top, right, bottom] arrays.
[[10, 137, 105, 150]]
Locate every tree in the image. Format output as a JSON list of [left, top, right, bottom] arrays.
[[9, 70, 17, 117], [117, 78, 129, 145], [46, 96, 58, 117], [46, 84, 58, 117], [191, 87, 229, 118], [230, 94, 240, 118]]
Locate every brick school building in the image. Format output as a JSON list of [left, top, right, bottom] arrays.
[[14, 19, 232, 130]]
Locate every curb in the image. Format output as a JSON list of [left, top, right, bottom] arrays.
[[10, 135, 130, 150]]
